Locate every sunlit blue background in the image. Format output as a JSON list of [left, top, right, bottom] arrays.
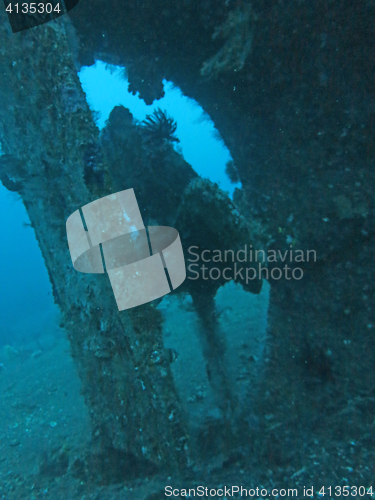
[[79, 61, 238, 194]]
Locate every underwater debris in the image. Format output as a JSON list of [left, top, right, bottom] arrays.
[[165, 348, 179, 363], [31, 349, 43, 360], [150, 348, 178, 365], [140, 108, 179, 144], [3, 345, 20, 359], [201, 4, 254, 79]]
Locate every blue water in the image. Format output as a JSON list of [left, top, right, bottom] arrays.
[[0, 182, 57, 345], [79, 61, 240, 196]]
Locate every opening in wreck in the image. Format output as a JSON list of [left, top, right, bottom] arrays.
[[78, 59, 273, 411], [78, 60, 240, 196]]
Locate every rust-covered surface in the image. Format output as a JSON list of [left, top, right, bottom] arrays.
[[0, 14, 189, 473]]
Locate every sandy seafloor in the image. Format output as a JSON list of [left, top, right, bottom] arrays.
[[0, 297, 373, 499]]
